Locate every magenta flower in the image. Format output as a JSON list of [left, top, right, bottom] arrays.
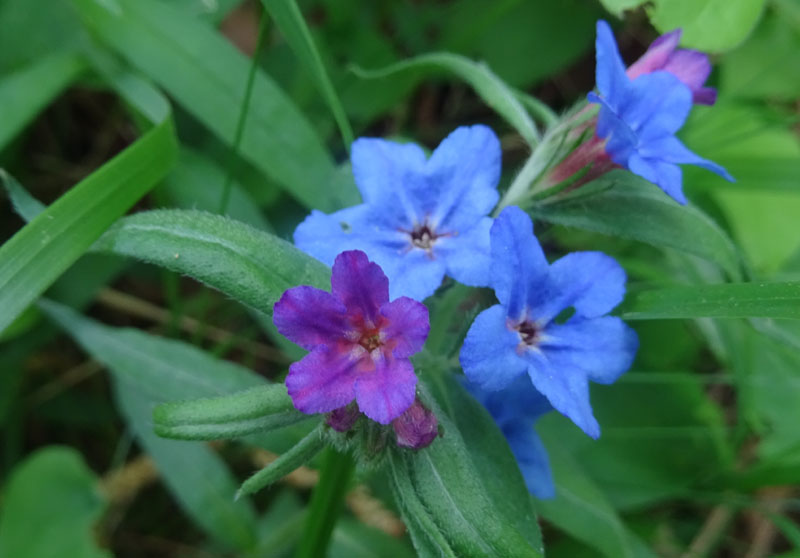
[[273, 250, 430, 424], [626, 28, 717, 105]]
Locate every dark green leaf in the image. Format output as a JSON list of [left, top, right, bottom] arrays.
[[154, 384, 309, 441], [91, 209, 330, 316], [0, 447, 110, 558], [621, 281, 800, 320], [530, 171, 742, 279]]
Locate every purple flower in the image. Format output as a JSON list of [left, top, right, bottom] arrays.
[[466, 376, 555, 498], [460, 206, 638, 439], [626, 28, 717, 105], [273, 250, 430, 424], [588, 20, 733, 204], [294, 125, 501, 301]]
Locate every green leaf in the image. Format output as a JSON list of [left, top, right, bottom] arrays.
[[114, 379, 260, 551], [598, 0, 766, 52], [329, 518, 416, 558], [621, 281, 800, 320], [2, 171, 46, 220], [535, 432, 655, 558], [0, 77, 177, 334], [237, 422, 326, 498], [0, 447, 110, 558], [38, 299, 265, 401], [0, 53, 85, 151], [162, 148, 273, 231], [91, 209, 330, 315], [529, 171, 742, 279], [388, 383, 543, 558], [71, 0, 357, 211], [154, 384, 309, 441], [352, 52, 540, 145], [260, 0, 353, 147], [647, 0, 766, 52]]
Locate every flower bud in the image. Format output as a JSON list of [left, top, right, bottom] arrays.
[[392, 398, 439, 450], [326, 404, 361, 432]]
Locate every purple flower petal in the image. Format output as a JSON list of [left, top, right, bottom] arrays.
[[380, 296, 430, 358], [354, 356, 417, 424], [331, 250, 389, 326], [285, 345, 361, 414], [273, 286, 349, 350], [662, 49, 712, 94], [626, 29, 682, 80]]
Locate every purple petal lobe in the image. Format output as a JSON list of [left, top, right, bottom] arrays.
[[286, 346, 361, 414], [354, 357, 417, 424], [273, 286, 348, 350], [626, 29, 681, 80], [380, 296, 430, 358], [331, 250, 389, 326], [392, 398, 439, 449]]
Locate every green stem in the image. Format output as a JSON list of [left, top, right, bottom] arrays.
[[219, 10, 270, 214], [294, 448, 355, 558]]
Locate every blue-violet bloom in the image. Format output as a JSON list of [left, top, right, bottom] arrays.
[[588, 20, 733, 204], [466, 376, 555, 498], [273, 250, 429, 424], [295, 125, 501, 301], [460, 206, 638, 438], [626, 28, 717, 105]]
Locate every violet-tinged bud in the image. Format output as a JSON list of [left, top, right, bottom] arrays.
[[392, 398, 438, 450], [326, 404, 361, 432]]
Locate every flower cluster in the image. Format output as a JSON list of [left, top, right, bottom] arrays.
[[272, 19, 728, 492]]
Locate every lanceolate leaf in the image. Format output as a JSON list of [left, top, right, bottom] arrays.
[[529, 171, 742, 279], [352, 52, 540, 146], [260, 0, 354, 148], [388, 383, 543, 558], [0, 52, 85, 150], [621, 281, 800, 320], [91, 209, 330, 316], [0, 79, 177, 334], [70, 0, 358, 211], [154, 385, 309, 441]]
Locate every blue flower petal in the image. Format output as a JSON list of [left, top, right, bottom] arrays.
[[627, 154, 687, 204], [540, 316, 639, 385], [351, 137, 427, 207], [460, 304, 527, 391], [595, 20, 629, 105], [621, 71, 691, 138], [646, 136, 735, 181], [490, 207, 548, 319], [294, 205, 376, 266], [504, 421, 555, 499], [436, 216, 493, 288], [531, 251, 627, 321], [373, 247, 447, 301], [524, 349, 601, 438], [424, 125, 501, 232]]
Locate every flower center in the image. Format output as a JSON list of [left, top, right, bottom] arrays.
[[410, 223, 437, 251], [359, 331, 383, 352], [515, 320, 540, 346]]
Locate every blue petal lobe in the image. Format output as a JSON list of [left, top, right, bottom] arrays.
[[490, 207, 548, 318], [504, 422, 556, 499], [595, 20, 629, 105], [627, 155, 687, 204], [460, 304, 527, 391], [436, 216, 493, 288], [351, 137, 427, 207]]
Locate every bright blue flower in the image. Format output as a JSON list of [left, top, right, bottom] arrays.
[[466, 376, 555, 498], [588, 20, 733, 205], [294, 125, 501, 301], [460, 206, 638, 439]]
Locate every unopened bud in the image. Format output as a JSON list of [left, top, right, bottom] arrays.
[[392, 398, 438, 450], [326, 404, 361, 432]]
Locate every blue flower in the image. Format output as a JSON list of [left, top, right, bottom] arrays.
[[588, 20, 733, 205], [460, 206, 638, 439], [466, 376, 555, 498], [294, 125, 501, 301]]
